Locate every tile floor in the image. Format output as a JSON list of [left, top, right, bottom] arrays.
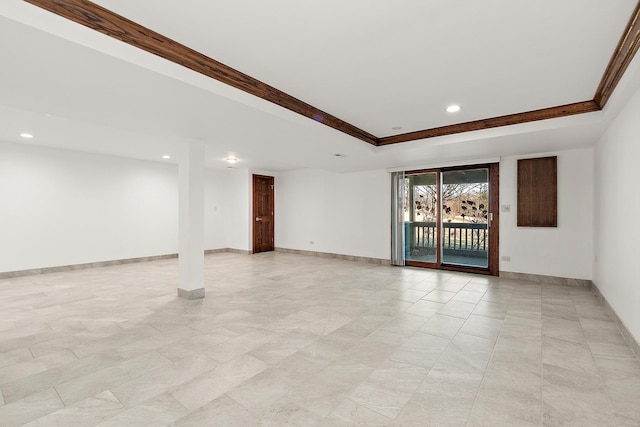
[[1, 252, 639, 426]]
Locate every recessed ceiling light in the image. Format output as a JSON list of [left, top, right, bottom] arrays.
[[391, 126, 402, 130], [162, 155, 171, 159], [446, 105, 461, 113], [20, 133, 34, 139], [225, 156, 238, 164]]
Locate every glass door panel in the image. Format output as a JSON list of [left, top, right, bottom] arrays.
[[404, 172, 439, 264], [441, 168, 489, 268]]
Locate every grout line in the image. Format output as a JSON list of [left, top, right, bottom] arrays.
[[107, 388, 128, 410], [53, 386, 66, 408], [576, 305, 618, 420]]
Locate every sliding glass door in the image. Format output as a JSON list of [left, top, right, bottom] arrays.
[[404, 172, 439, 265], [441, 168, 489, 268], [400, 164, 498, 275]]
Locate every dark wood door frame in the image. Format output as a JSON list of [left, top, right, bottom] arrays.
[[252, 174, 275, 254], [405, 163, 500, 276], [488, 163, 500, 275]]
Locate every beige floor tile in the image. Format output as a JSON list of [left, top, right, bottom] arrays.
[[0, 350, 78, 387], [0, 348, 34, 370], [171, 354, 266, 411], [172, 394, 260, 427], [329, 397, 393, 425], [110, 353, 218, 407], [1, 351, 124, 404], [347, 377, 412, 419], [418, 313, 465, 339], [459, 314, 503, 341], [204, 328, 281, 363], [473, 299, 508, 319], [470, 371, 542, 426], [97, 393, 188, 427], [404, 299, 444, 318], [1, 252, 638, 426], [423, 289, 457, 303], [228, 355, 318, 412], [438, 299, 477, 319], [453, 289, 485, 304], [396, 289, 428, 303], [22, 390, 124, 427], [257, 397, 324, 426], [463, 281, 491, 293], [249, 330, 318, 365], [0, 389, 64, 427], [284, 360, 371, 417], [55, 351, 172, 406], [399, 377, 478, 426]]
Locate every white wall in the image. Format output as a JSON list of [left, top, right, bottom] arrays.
[[594, 85, 640, 343], [0, 142, 179, 272], [204, 169, 231, 250], [276, 155, 595, 274], [0, 142, 241, 273], [224, 168, 252, 252], [499, 149, 594, 280], [0, 138, 609, 297], [276, 168, 390, 260]]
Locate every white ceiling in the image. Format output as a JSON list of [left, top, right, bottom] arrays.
[[1, 0, 639, 172], [91, 0, 637, 136]]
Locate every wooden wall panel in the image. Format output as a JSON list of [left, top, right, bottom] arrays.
[[517, 157, 557, 227]]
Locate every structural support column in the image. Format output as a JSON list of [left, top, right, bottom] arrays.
[[178, 140, 205, 299]]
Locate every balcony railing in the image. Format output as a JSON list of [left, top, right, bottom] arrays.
[[405, 221, 488, 257]]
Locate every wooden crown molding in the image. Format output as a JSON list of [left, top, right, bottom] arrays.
[[23, 0, 640, 146], [377, 101, 600, 146], [23, 0, 378, 146], [594, 0, 640, 108]]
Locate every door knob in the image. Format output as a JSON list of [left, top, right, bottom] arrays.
[[255, 217, 262, 222]]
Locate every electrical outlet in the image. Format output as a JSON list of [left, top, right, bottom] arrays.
[[501, 256, 511, 261], [309, 241, 315, 245]]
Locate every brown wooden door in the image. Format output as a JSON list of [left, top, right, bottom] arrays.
[[252, 174, 274, 253]]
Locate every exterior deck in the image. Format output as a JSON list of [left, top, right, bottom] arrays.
[[405, 221, 488, 267]]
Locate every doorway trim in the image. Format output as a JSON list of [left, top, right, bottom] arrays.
[[402, 163, 499, 276], [252, 174, 275, 254]]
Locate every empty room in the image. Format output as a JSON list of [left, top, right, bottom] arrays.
[[1, 1, 640, 426]]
